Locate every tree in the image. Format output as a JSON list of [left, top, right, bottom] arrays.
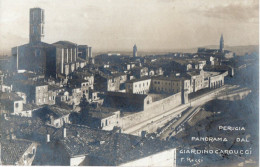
[[79, 93, 90, 123]]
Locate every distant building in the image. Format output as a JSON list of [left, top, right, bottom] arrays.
[[133, 44, 137, 57], [171, 59, 193, 72], [219, 34, 224, 52], [130, 66, 149, 79]]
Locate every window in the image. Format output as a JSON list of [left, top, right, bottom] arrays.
[[42, 25, 44, 34], [15, 103, 19, 108], [32, 147, 36, 154]]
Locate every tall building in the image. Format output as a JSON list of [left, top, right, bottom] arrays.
[[133, 44, 137, 57], [11, 7, 92, 78], [30, 8, 45, 43], [219, 34, 224, 52]]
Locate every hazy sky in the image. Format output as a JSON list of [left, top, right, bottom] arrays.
[[0, 0, 258, 53]]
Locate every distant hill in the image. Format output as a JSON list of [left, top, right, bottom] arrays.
[[198, 45, 259, 56], [93, 45, 259, 57]]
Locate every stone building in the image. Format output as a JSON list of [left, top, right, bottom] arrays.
[[103, 92, 153, 112], [186, 70, 205, 92], [13, 80, 49, 105], [94, 72, 125, 92], [204, 71, 228, 89], [89, 107, 120, 130], [125, 77, 151, 94], [130, 67, 149, 79], [151, 76, 191, 94], [35, 105, 71, 128], [11, 8, 92, 79], [0, 92, 24, 115]]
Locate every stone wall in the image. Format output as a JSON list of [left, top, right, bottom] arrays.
[[120, 92, 182, 130]]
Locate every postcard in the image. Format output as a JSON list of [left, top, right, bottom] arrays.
[[0, 0, 258, 166]]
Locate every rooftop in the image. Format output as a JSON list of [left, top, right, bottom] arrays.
[[90, 107, 119, 119], [23, 103, 42, 111], [126, 76, 151, 83], [204, 71, 221, 78], [46, 105, 72, 118], [1, 139, 34, 165], [0, 92, 23, 101], [106, 92, 148, 100], [152, 75, 189, 81], [52, 41, 77, 48]]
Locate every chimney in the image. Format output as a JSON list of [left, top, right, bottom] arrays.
[[11, 133, 16, 140], [50, 115, 54, 125], [47, 134, 50, 143], [63, 128, 67, 138]]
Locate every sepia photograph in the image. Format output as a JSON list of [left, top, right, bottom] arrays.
[[0, 0, 259, 166]]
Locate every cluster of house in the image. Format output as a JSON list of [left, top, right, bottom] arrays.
[[0, 7, 233, 166], [0, 116, 177, 166]]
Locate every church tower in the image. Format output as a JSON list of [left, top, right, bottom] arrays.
[[219, 34, 224, 52], [30, 8, 45, 43], [133, 44, 137, 57]]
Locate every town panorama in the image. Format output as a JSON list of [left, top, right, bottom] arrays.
[[0, 6, 258, 167]]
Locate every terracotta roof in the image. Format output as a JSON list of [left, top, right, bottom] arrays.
[[1, 139, 34, 165], [0, 92, 23, 101]]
